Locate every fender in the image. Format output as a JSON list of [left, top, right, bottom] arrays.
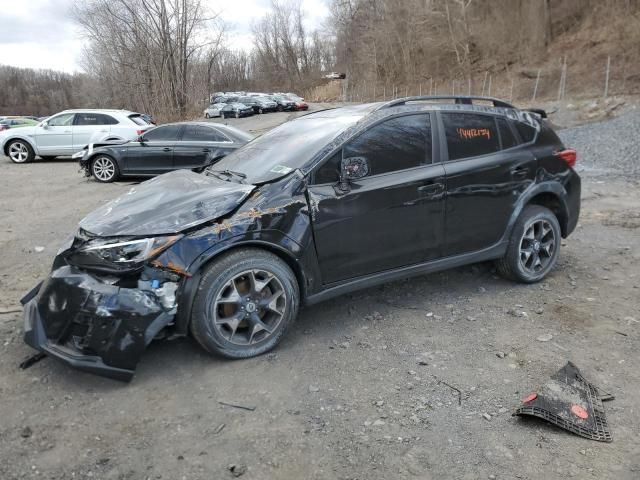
[[172, 230, 317, 335], [502, 180, 569, 242], [2, 133, 39, 156]]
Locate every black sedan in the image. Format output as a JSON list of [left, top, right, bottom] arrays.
[[271, 95, 297, 111], [76, 122, 253, 182], [220, 103, 254, 119]]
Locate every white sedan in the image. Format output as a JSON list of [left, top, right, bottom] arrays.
[[204, 103, 226, 118]]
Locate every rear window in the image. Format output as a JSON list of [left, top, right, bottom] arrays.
[[496, 118, 517, 149], [515, 121, 537, 143], [442, 113, 500, 161], [128, 114, 149, 126]]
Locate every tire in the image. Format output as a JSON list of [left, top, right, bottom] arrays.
[[7, 140, 35, 163], [277, 105, 284, 112], [91, 155, 119, 183], [496, 205, 561, 283], [205, 113, 210, 119], [190, 248, 300, 359], [258, 108, 263, 114], [40, 156, 57, 161], [235, 111, 240, 119]]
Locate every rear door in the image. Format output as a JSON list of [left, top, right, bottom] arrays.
[[173, 124, 233, 169], [307, 113, 446, 284], [438, 111, 536, 256], [72, 113, 118, 150], [34, 113, 75, 155], [121, 124, 182, 175]]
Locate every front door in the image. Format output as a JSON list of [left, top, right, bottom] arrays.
[[34, 113, 75, 155], [123, 124, 183, 175], [307, 114, 446, 284], [438, 111, 537, 256]]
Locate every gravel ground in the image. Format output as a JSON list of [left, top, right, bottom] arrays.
[[559, 108, 640, 176], [0, 105, 639, 479]]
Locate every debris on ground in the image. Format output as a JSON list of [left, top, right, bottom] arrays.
[[513, 362, 614, 442], [218, 401, 256, 412], [228, 464, 247, 477]]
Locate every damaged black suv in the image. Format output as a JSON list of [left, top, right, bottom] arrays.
[[22, 96, 580, 381]]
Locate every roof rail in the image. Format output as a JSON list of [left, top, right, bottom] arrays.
[[375, 95, 516, 110]]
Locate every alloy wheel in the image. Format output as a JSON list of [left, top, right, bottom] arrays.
[[9, 142, 29, 163], [212, 269, 287, 346], [519, 219, 555, 274], [93, 156, 116, 181]]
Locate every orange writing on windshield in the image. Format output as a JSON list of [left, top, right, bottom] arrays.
[[457, 128, 491, 140]]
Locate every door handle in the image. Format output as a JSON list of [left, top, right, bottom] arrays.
[[162, 147, 171, 152], [511, 166, 528, 178], [418, 183, 445, 195], [63, 130, 71, 134]]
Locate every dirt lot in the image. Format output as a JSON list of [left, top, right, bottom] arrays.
[[0, 106, 639, 480]]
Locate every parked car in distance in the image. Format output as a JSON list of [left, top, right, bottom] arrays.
[[0, 117, 39, 131], [240, 96, 277, 114], [1, 109, 153, 163], [22, 95, 580, 381], [204, 103, 226, 118], [286, 95, 309, 111], [76, 121, 253, 182], [323, 72, 346, 79], [220, 102, 254, 119], [270, 95, 297, 112]]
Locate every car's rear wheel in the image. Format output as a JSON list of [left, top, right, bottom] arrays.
[[277, 105, 283, 112], [190, 248, 300, 359], [496, 205, 561, 283], [91, 155, 119, 183], [7, 140, 35, 163]]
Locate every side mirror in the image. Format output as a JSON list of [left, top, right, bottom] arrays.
[[338, 156, 369, 191]]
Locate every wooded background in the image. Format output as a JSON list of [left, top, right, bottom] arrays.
[[1, 0, 639, 120]]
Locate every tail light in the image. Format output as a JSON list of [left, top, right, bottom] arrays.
[[136, 129, 146, 135], [556, 148, 577, 168]]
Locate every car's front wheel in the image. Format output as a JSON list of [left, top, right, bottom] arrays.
[[7, 140, 35, 163], [190, 248, 300, 359], [496, 205, 561, 283], [91, 155, 119, 183]]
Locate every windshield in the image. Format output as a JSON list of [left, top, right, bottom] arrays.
[[212, 114, 363, 183]]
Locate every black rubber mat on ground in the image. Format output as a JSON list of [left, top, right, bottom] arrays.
[[513, 361, 614, 442]]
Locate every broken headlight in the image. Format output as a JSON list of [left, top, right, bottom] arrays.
[[67, 235, 182, 272], [80, 236, 182, 264]]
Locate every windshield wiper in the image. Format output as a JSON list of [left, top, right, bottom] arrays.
[[206, 169, 247, 183]]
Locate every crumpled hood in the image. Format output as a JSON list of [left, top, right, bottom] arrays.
[[79, 170, 255, 236]]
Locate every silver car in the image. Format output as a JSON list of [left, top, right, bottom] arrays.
[[0, 109, 153, 163], [204, 103, 226, 118]]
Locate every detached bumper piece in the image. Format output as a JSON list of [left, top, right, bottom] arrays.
[[22, 266, 174, 382], [513, 361, 614, 442]]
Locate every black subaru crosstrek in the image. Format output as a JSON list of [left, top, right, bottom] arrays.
[[22, 96, 580, 381]]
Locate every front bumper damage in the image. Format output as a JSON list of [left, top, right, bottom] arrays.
[[22, 266, 176, 381]]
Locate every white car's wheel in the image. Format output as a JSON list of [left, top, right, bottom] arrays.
[[7, 140, 35, 163], [205, 113, 210, 119]]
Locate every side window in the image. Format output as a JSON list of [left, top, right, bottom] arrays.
[[75, 113, 118, 126], [344, 114, 431, 177], [314, 151, 343, 184], [442, 113, 500, 160], [48, 113, 75, 127], [515, 121, 537, 143], [182, 125, 229, 142], [142, 125, 181, 142], [496, 118, 517, 149]]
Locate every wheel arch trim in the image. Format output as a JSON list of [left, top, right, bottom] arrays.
[[505, 182, 570, 240]]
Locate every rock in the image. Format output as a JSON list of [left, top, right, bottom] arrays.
[[339, 341, 350, 349], [535, 307, 544, 314], [536, 333, 553, 342], [374, 400, 385, 407], [34, 246, 45, 253], [482, 413, 492, 421], [498, 407, 508, 414], [20, 426, 32, 438], [308, 385, 319, 393], [228, 464, 247, 477], [408, 370, 416, 375], [496, 351, 506, 359], [372, 419, 386, 426]]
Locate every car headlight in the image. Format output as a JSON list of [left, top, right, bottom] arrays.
[[76, 235, 182, 266]]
